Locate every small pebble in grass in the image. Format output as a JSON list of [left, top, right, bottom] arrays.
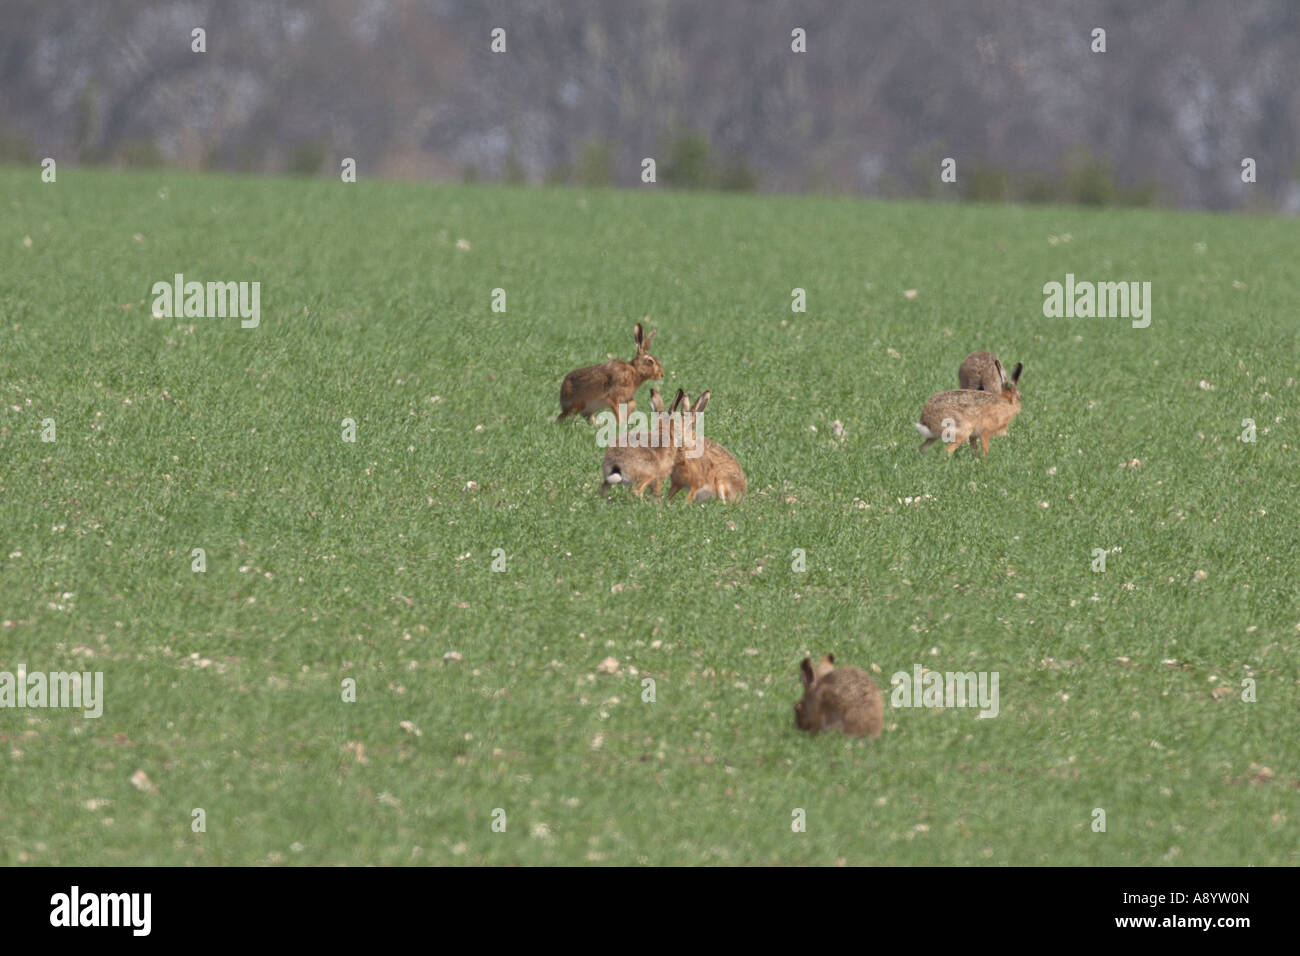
[[1193, 569, 1208, 581], [464, 481, 479, 492], [597, 657, 619, 675], [443, 651, 462, 663]]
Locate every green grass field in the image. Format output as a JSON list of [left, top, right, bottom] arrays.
[[2, 167, 1297, 865]]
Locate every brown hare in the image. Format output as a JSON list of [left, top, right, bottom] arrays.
[[794, 654, 884, 738], [958, 350, 1009, 393], [557, 322, 663, 423], [916, 362, 1022, 457], [666, 390, 747, 503], [600, 388, 682, 499]]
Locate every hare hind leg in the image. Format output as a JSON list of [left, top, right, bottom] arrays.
[[944, 425, 973, 454]]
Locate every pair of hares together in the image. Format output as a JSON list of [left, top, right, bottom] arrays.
[[915, 350, 1024, 456], [557, 322, 747, 502]]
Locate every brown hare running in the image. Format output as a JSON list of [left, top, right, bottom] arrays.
[[916, 362, 1022, 457], [958, 350, 1009, 393], [666, 390, 747, 503], [794, 653, 884, 739], [600, 388, 682, 499], [557, 321, 663, 423]]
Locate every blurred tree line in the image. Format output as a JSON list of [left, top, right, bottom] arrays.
[[1, 0, 1297, 211]]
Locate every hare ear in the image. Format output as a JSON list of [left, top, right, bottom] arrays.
[[825, 653, 836, 667], [651, 388, 665, 413], [800, 658, 815, 688], [643, 327, 657, 350], [633, 322, 645, 351], [1010, 362, 1023, 385], [692, 390, 710, 414], [669, 388, 685, 415], [993, 358, 1006, 388]]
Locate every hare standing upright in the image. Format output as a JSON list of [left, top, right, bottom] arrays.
[[557, 322, 664, 423]]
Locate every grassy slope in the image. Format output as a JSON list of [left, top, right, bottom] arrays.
[[1, 167, 1297, 864]]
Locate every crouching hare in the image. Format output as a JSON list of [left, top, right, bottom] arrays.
[[600, 388, 682, 499], [666, 390, 747, 503], [794, 654, 884, 738]]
